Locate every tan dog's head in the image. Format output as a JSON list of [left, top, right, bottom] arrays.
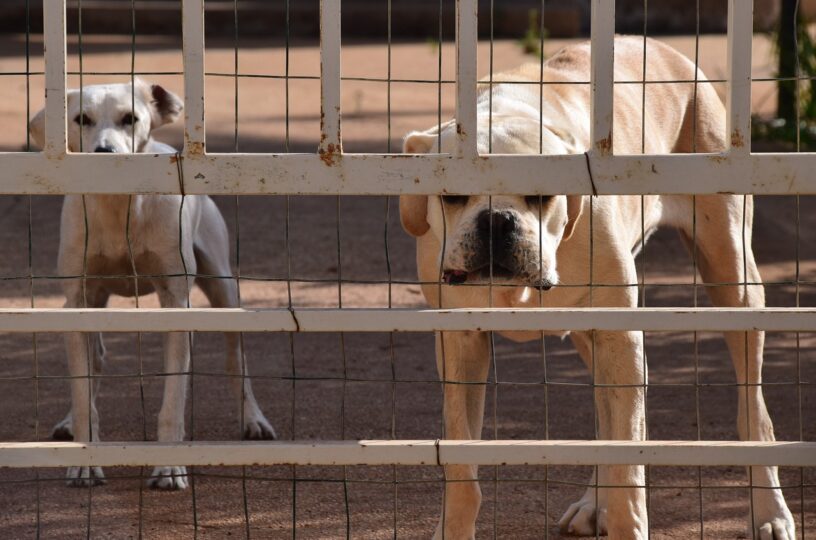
[[29, 79, 182, 153], [400, 116, 583, 290]]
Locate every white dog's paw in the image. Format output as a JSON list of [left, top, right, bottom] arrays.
[[753, 488, 795, 539], [558, 498, 608, 536], [52, 415, 74, 441], [66, 466, 105, 487], [756, 518, 795, 540], [147, 466, 188, 490], [243, 416, 277, 440]]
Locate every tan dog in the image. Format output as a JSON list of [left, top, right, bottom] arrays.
[[29, 80, 277, 489], [401, 37, 794, 539]]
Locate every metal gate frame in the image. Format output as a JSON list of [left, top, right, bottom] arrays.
[[0, 0, 814, 469]]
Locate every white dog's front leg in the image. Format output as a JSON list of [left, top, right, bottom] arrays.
[[148, 330, 190, 490], [561, 330, 648, 539], [148, 278, 193, 490], [53, 332, 105, 441], [434, 331, 490, 540], [149, 328, 190, 490], [64, 331, 105, 486]]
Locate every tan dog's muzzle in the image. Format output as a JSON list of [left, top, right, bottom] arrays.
[[443, 208, 555, 290]]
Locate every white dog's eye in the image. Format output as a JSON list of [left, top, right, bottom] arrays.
[[74, 113, 94, 127], [121, 113, 138, 126]]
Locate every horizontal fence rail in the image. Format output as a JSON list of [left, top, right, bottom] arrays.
[[1, 307, 816, 333], [3, 1, 811, 198], [3, 152, 816, 195], [2, 441, 816, 468]]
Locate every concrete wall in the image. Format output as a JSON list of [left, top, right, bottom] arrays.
[[0, 0, 786, 38]]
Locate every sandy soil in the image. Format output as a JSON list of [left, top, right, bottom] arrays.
[[0, 31, 813, 539]]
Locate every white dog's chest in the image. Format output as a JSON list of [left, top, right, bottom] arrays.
[[79, 203, 185, 277], [78, 195, 185, 254]]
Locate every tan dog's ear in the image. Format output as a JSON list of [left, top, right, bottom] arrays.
[[399, 129, 437, 236], [400, 196, 429, 237], [403, 130, 438, 154], [137, 79, 183, 128], [28, 107, 46, 149], [563, 195, 584, 242]]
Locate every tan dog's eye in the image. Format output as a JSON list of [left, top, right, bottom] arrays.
[[74, 113, 94, 127], [525, 195, 553, 207], [442, 195, 468, 205], [121, 113, 138, 126]]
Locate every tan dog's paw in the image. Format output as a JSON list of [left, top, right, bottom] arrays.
[[66, 466, 106, 487], [558, 496, 607, 536], [148, 466, 188, 490]]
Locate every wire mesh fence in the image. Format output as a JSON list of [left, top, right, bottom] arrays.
[[0, 0, 814, 538]]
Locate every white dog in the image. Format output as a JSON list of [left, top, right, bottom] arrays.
[[29, 80, 277, 490], [400, 37, 794, 538]]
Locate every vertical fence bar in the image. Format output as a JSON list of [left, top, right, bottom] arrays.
[[319, 0, 342, 154], [455, 0, 478, 158], [183, 0, 206, 154], [726, 0, 752, 155], [43, 0, 67, 157], [590, 0, 615, 156]]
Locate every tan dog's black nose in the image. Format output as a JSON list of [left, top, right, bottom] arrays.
[[477, 210, 517, 246], [94, 146, 115, 153]]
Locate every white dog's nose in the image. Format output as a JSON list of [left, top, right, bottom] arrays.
[[94, 146, 115, 153]]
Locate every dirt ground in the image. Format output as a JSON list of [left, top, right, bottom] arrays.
[[0, 29, 814, 539]]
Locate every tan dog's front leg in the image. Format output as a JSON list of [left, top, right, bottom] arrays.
[[560, 330, 648, 539], [434, 331, 490, 540], [148, 276, 193, 490], [682, 197, 795, 538]]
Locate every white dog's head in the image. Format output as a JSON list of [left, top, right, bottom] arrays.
[[400, 115, 584, 290], [29, 79, 182, 153]]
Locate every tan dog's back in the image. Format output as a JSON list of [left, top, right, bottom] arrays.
[[484, 36, 726, 155]]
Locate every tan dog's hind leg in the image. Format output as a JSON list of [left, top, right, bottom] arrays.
[[680, 195, 794, 539], [561, 330, 648, 539], [434, 331, 490, 540]]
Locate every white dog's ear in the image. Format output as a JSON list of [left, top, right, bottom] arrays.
[[400, 196, 429, 237], [563, 195, 584, 241], [28, 107, 46, 149], [29, 90, 77, 150], [403, 131, 438, 154], [137, 79, 183, 127]]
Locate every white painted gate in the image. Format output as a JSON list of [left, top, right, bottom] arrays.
[[0, 0, 813, 486]]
